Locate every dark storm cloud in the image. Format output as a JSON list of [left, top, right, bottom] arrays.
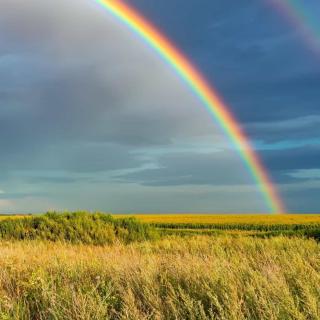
[[129, 0, 320, 126], [128, 0, 320, 215], [224, 71, 320, 125]]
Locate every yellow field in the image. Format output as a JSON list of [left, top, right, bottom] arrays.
[[114, 213, 320, 225], [2, 213, 320, 225], [0, 214, 30, 220]]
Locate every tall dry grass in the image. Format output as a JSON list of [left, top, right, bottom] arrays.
[[0, 236, 318, 319]]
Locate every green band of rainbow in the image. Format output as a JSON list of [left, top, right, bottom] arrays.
[[95, 0, 285, 213]]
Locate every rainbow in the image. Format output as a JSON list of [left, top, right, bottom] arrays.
[[94, 0, 285, 213], [268, 0, 320, 55]]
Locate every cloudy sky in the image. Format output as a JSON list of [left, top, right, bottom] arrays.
[[0, 0, 319, 213]]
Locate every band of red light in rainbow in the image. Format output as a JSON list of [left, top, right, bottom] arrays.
[[95, 0, 286, 213]]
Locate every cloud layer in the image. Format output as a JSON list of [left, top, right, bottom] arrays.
[[0, 0, 319, 212], [0, 0, 271, 213]]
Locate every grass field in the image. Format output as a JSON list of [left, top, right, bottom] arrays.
[[0, 212, 318, 319], [0, 236, 319, 319]]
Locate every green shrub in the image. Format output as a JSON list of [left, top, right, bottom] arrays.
[[0, 212, 158, 245]]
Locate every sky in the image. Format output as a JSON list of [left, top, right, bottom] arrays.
[[0, 0, 319, 213]]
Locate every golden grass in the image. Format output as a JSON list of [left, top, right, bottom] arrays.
[[114, 213, 320, 225], [0, 236, 319, 319]]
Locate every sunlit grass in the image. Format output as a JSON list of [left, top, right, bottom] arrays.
[[0, 236, 318, 319]]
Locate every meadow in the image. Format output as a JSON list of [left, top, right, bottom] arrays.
[[0, 212, 318, 319]]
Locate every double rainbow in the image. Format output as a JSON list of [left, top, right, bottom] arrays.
[[95, 0, 285, 213], [269, 0, 320, 56]]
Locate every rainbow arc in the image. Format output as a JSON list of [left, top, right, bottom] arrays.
[[95, 0, 285, 213]]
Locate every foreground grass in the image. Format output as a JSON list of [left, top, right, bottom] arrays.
[[0, 236, 318, 319]]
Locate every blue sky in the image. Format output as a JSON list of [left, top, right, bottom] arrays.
[[0, 0, 319, 213]]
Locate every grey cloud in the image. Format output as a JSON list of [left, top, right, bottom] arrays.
[[0, 142, 144, 174], [1, 0, 319, 212], [281, 181, 320, 213], [0, 192, 44, 200], [2, 0, 261, 214], [129, 0, 320, 134], [115, 150, 253, 186], [0, 0, 224, 177], [263, 146, 320, 172], [247, 115, 320, 143], [258, 146, 320, 186]]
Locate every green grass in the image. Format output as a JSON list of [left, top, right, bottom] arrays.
[[0, 212, 158, 244]]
